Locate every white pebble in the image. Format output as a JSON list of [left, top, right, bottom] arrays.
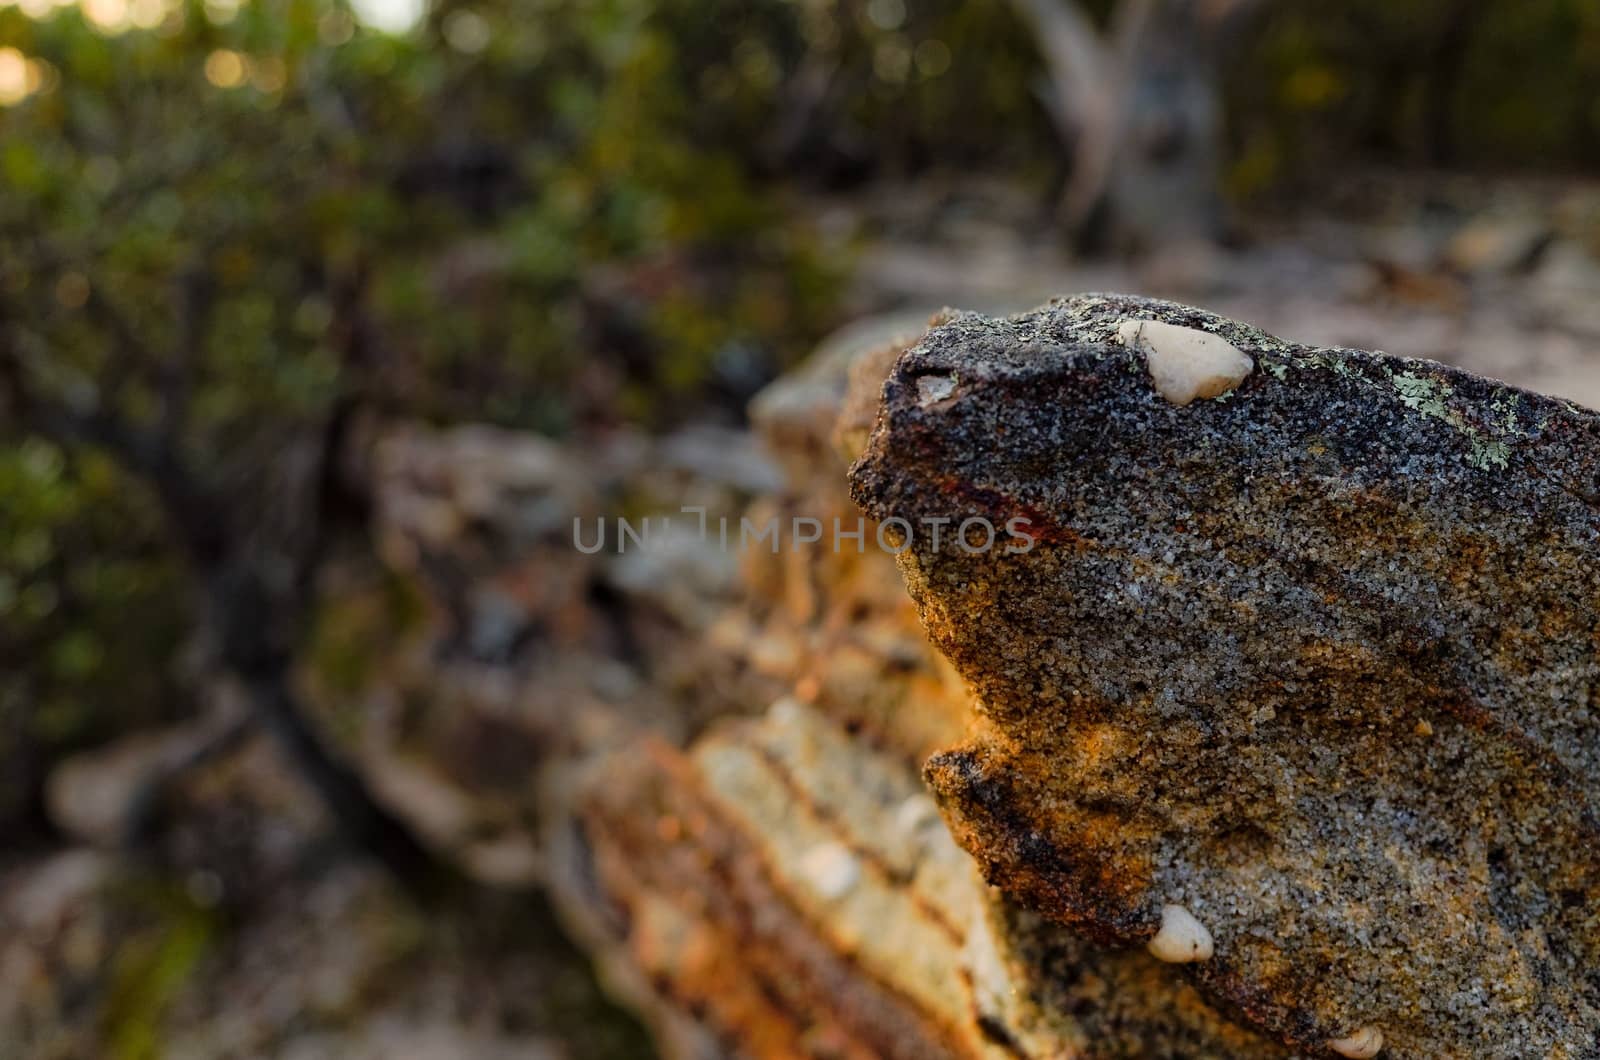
[[916, 373, 957, 406], [1327, 1026, 1384, 1058], [799, 841, 860, 900], [1147, 903, 1214, 963], [1115, 319, 1253, 406]]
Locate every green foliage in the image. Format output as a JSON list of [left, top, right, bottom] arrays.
[[0, 0, 860, 449], [0, 0, 1058, 830], [0, 440, 186, 834], [100, 874, 221, 1060], [0, 0, 867, 825], [1231, 0, 1600, 190]]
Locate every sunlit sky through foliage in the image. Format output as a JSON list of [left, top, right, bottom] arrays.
[[0, 0, 425, 50], [0, 0, 426, 109], [341, 0, 421, 33]]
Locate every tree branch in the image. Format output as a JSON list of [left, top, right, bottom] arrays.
[[244, 667, 448, 899], [1008, 0, 1134, 229], [1010, 0, 1115, 142]]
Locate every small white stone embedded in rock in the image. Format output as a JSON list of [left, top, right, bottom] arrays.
[[1115, 318, 1254, 406], [1327, 1026, 1384, 1058], [799, 840, 861, 900], [916, 373, 957, 406], [1147, 903, 1214, 962]]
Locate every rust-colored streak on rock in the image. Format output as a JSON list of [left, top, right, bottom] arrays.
[[849, 294, 1600, 1057], [924, 745, 1157, 946]]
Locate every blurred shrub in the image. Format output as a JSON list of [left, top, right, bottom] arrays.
[[1230, 0, 1600, 195], [0, 0, 1050, 835], [0, 441, 187, 840]]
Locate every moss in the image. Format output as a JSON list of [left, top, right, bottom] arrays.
[[100, 878, 220, 1060]]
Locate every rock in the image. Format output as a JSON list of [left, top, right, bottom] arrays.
[[603, 522, 740, 630], [738, 314, 978, 762], [1145, 903, 1213, 964], [1442, 214, 1552, 275], [45, 710, 247, 846], [374, 423, 594, 567], [750, 312, 928, 486], [972, 896, 1287, 1059], [550, 699, 1288, 1059], [1, 849, 112, 938], [850, 294, 1600, 1057], [543, 309, 1301, 1059], [227, 294, 1599, 1058], [657, 424, 785, 496], [550, 717, 981, 1059], [1530, 239, 1600, 340], [0, 849, 116, 1059], [274, 1020, 562, 1060]]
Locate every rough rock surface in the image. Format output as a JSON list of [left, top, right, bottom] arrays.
[[849, 294, 1600, 1058], [546, 315, 1297, 1059], [554, 699, 1292, 1060]]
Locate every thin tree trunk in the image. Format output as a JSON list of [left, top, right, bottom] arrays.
[[1013, 0, 1262, 247], [242, 667, 448, 899]]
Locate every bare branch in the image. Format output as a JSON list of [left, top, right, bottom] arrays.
[[1009, 0, 1114, 144], [243, 667, 447, 898], [1009, 0, 1154, 229], [1017, 0, 1259, 239], [1050, 0, 1157, 228]]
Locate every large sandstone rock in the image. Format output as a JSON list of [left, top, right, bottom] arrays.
[[849, 294, 1600, 1057]]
